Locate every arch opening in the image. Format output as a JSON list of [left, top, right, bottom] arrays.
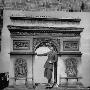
[[33, 46, 57, 84], [34, 40, 59, 53]]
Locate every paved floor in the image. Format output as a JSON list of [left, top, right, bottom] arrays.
[[4, 84, 89, 90]]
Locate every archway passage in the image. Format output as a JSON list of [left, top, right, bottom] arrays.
[[33, 38, 59, 84], [33, 46, 57, 84]]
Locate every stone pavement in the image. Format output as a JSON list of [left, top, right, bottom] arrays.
[[4, 84, 89, 90]]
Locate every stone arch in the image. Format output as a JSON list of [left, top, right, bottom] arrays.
[[33, 38, 60, 53], [15, 58, 27, 78]]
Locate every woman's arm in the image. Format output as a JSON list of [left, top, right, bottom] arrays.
[[51, 52, 58, 63]]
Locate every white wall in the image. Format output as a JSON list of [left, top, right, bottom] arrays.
[[1, 10, 90, 86]]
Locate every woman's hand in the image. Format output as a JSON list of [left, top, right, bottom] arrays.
[[48, 61, 52, 63]]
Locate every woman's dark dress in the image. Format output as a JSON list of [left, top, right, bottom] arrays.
[[44, 50, 58, 81]]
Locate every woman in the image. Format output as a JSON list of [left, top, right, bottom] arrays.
[[37, 47, 58, 86]]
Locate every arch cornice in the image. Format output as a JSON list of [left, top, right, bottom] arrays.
[[7, 25, 83, 34], [10, 16, 81, 24]]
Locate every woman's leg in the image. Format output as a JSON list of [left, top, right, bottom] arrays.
[[47, 69, 52, 84]]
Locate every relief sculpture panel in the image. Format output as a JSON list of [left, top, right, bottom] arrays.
[[13, 40, 30, 50], [63, 41, 79, 51], [65, 58, 78, 77], [15, 58, 27, 78]]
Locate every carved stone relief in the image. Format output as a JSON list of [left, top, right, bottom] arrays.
[[33, 38, 60, 52], [11, 32, 79, 37], [13, 40, 30, 50], [65, 57, 79, 77], [63, 41, 79, 51], [15, 58, 27, 78]]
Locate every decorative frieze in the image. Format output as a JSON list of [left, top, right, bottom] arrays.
[[10, 32, 80, 37], [7, 25, 83, 32], [7, 25, 83, 37], [33, 38, 60, 52], [13, 40, 30, 50], [63, 41, 79, 51]]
